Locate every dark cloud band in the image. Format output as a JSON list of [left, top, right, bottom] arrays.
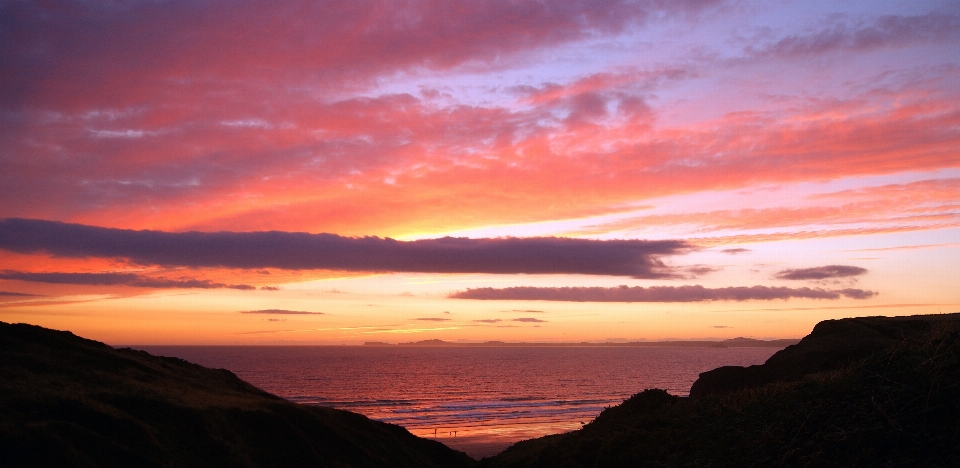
[[240, 309, 324, 315], [0, 270, 257, 290], [775, 265, 868, 280], [449, 285, 878, 302], [0, 291, 43, 297], [0, 218, 691, 278]]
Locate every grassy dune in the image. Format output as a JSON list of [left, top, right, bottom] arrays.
[[0, 322, 475, 468], [481, 314, 960, 467]]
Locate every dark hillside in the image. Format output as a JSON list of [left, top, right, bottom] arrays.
[[481, 313, 960, 467], [691, 313, 956, 397], [0, 322, 475, 468]]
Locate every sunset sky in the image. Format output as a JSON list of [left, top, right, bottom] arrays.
[[1, 0, 958, 344]]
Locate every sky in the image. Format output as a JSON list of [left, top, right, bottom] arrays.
[[1, 0, 958, 344]]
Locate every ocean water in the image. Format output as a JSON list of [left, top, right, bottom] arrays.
[[136, 345, 780, 458]]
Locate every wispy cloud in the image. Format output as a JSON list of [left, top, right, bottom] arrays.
[[774, 265, 868, 280], [0, 291, 43, 297], [0, 270, 257, 290], [747, 12, 960, 58], [574, 179, 960, 241], [450, 285, 877, 302], [842, 242, 960, 252], [693, 225, 958, 247], [414, 317, 451, 322], [240, 309, 324, 315], [362, 326, 462, 334], [712, 302, 960, 313]]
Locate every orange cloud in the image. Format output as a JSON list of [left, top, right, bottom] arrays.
[[570, 178, 960, 240]]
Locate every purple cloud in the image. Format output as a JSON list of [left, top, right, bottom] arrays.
[[450, 285, 877, 302], [679, 265, 719, 277], [240, 309, 324, 315], [751, 12, 960, 58], [0, 270, 256, 290], [1, 0, 726, 111], [833, 288, 877, 300], [0, 218, 691, 278], [415, 317, 451, 322], [774, 265, 868, 280], [473, 319, 502, 323], [0, 291, 43, 297], [513, 317, 547, 323], [720, 248, 751, 255]]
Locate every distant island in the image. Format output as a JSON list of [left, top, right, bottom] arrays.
[[4, 313, 959, 466], [366, 337, 800, 348]]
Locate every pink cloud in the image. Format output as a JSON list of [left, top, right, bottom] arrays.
[[2, 0, 719, 110], [693, 225, 960, 247], [1, 1, 958, 242], [4, 80, 959, 239], [572, 178, 960, 240]]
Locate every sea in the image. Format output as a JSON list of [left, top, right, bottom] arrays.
[[135, 345, 781, 458]]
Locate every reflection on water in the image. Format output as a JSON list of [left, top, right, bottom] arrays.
[[137, 346, 779, 458]]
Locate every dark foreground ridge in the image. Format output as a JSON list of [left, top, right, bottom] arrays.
[[4, 314, 959, 467], [0, 322, 475, 468], [481, 313, 960, 467]]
